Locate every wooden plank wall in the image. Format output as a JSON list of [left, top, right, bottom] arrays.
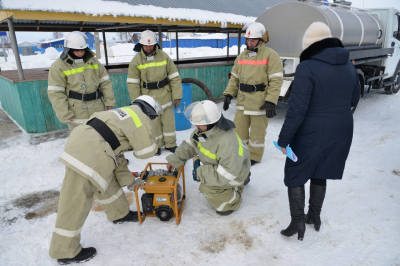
[[0, 64, 232, 133]]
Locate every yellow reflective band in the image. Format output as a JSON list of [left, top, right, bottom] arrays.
[[197, 142, 218, 160], [236, 133, 243, 157], [62, 64, 99, 76], [137, 60, 167, 70], [120, 107, 143, 128]]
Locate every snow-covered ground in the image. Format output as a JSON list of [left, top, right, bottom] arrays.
[[0, 88, 399, 265], [0, 44, 246, 71]]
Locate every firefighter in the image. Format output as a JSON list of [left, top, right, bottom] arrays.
[[48, 31, 116, 131], [127, 30, 182, 155], [166, 100, 251, 216], [222, 22, 283, 165], [49, 95, 160, 264]]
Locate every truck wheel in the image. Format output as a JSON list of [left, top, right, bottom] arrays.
[[352, 74, 364, 114], [393, 70, 400, 94]]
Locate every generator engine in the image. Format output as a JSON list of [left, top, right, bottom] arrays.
[[140, 170, 182, 222]]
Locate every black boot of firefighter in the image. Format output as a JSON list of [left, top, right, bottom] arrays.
[[305, 183, 326, 232], [165, 146, 177, 153], [155, 148, 161, 156], [113, 211, 141, 224], [57, 247, 97, 265], [281, 186, 306, 241], [244, 172, 251, 185]]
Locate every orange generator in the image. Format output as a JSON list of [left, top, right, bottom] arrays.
[[134, 163, 186, 224]]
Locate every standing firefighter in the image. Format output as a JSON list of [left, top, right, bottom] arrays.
[[48, 31, 115, 131], [166, 100, 251, 216], [49, 96, 160, 264], [127, 30, 182, 155], [223, 22, 283, 165]]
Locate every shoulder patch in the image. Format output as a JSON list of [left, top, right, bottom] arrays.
[[112, 109, 131, 120]]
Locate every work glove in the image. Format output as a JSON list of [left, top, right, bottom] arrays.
[[259, 101, 276, 118], [173, 99, 181, 109], [192, 156, 201, 181], [127, 178, 144, 191], [223, 95, 233, 111]]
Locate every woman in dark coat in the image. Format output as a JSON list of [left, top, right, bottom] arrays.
[[278, 22, 360, 240]]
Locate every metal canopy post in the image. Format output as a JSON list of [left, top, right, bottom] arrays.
[[238, 29, 241, 55], [102, 30, 108, 66], [1, 36, 7, 62], [7, 18, 24, 80], [175, 31, 179, 61], [227, 32, 229, 57], [158, 24, 162, 49]]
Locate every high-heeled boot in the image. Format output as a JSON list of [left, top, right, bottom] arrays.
[[280, 186, 306, 241], [304, 184, 326, 231]]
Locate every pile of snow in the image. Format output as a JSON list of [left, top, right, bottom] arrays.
[[44, 47, 60, 60]]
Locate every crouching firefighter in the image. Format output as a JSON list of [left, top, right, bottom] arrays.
[[49, 95, 161, 265], [166, 100, 251, 216]]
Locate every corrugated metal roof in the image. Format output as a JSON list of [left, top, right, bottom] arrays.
[[105, 0, 293, 17]]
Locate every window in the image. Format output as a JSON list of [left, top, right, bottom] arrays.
[[55, 45, 64, 48], [393, 14, 400, 41]]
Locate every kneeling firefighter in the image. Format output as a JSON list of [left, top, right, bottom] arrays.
[[49, 95, 161, 265], [166, 100, 251, 216]]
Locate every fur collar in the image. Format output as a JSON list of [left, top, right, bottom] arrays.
[[300, 38, 344, 62]]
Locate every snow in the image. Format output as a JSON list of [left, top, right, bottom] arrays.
[[0, 44, 246, 70], [1, 0, 255, 28], [0, 85, 399, 265]]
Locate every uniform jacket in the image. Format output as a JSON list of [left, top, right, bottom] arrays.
[[59, 105, 157, 193], [48, 50, 116, 125], [278, 38, 360, 187], [224, 43, 283, 115], [166, 126, 251, 188], [127, 47, 182, 109]]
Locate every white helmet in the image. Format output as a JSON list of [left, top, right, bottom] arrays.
[[64, 31, 88, 49], [244, 22, 266, 39], [134, 95, 163, 115], [139, 30, 157, 45], [184, 100, 221, 126]]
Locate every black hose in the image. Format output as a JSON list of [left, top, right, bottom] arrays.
[[181, 78, 213, 100]]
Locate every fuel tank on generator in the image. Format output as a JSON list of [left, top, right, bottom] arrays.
[[256, 0, 384, 57]]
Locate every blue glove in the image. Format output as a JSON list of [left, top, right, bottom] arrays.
[[192, 158, 201, 181]]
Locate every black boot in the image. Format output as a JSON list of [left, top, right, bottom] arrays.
[[305, 184, 326, 231], [216, 210, 234, 216], [280, 186, 306, 241], [57, 247, 97, 265], [113, 211, 141, 224], [165, 146, 177, 153], [250, 160, 258, 166], [244, 172, 251, 185], [154, 148, 161, 156]]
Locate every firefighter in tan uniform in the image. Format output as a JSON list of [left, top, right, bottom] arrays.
[[223, 23, 283, 165], [49, 96, 160, 265], [127, 30, 182, 155], [48, 31, 116, 131], [166, 101, 251, 216]]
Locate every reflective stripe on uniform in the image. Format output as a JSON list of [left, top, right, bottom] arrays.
[[54, 227, 83, 238], [217, 164, 236, 181], [62, 64, 99, 76], [268, 72, 283, 79], [120, 107, 143, 128], [236, 106, 244, 110], [231, 72, 239, 78], [68, 119, 87, 124], [229, 180, 243, 186], [244, 110, 266, 115], [249, 139, 265, 148], [134, 143, 157, 156], [161, 101, 173, 109], [168, 72, 180, 79], [216, 190, 237, 211], [164, 132, 176, 137], [197, 142, 218, 160], [60, 152, 108, 191], [236, 133, 243, 157], [99, 75, 110, 83], [97, 189, 124, 205], [137, 61, 167, 70], [127, 78, 140, 84], [155, 134, 163, 140], [238, 60, 268, 65], [48, 86, 65, 91]]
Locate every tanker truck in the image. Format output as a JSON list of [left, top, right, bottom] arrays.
[[255, 0, 400, 110]]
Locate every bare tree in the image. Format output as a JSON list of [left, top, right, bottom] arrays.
[[117, 32, 134, 43], [52, 32, 64, 39], [39, 38, 46, 42]]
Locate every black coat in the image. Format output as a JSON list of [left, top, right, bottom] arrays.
[[278, 38, 360, 187]]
